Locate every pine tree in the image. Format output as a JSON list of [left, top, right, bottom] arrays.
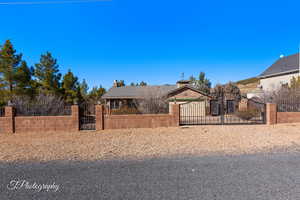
[[88, 85, 106, 103], [130, 81, 147, 86], [189, 75, 196, 83], [34, 52, 62, 95], [191, 72, 211, 94], [117, 80, 125, 87], [0, 40, 22, 97], [139, 81, 147, 86], [15, 61, 35, 97], [79, 79, 89, 100], [62, 70, 80, 104], [0, 78, 7, 105]]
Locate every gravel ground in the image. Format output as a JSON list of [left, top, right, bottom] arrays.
[[1, 124, 300, 162]]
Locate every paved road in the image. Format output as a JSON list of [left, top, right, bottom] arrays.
[[0, 152, 300, 200]]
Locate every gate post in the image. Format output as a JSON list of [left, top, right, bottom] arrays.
[[5, 106, 15, 134], [172, 104, 180, 126], [95, 105, 104, 130], [71, 105, 79, 131], [266, 103, 277, 125]]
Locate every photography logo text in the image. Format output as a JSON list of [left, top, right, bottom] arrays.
[[7, 179, 60, 192]]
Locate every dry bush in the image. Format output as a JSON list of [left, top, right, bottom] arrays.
[[137, 88, 169, 114], [111, 106, 140, 115], [261, 88, 300, 112], [12, 93, 70, 116], [236, 108, 260, 120]]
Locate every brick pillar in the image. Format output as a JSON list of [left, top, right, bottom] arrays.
[[172, 104, 180, 126], [266, 103, 277, 125], [5, 106, 15, 133], [95, 105, 104, 130], [71, 105, 79, 131]]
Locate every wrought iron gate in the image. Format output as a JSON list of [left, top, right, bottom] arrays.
[[79, 102, 96, 130], [180, 96, 266, 126]]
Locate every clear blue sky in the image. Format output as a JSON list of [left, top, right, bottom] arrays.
[[0, 0, 300, 89]]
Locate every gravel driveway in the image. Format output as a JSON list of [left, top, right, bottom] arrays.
[[1, 124, 300, 162]]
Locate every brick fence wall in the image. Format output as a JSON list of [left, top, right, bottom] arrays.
[[2, 102, 298, 133], [266, 103, 300, 125], [95, 104, 180, 130], [0, 105, 79, 134], [277, 112, 300, 124], [0, 104, 180, 133]]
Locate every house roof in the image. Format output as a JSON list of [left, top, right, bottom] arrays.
[[167, 85, 212, 98], [260, 53, 299, 78], [176, 80, 191, 84], [102, 85, 177, 99]]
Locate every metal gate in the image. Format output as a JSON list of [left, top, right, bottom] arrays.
[[79, 102, 96, 130], [180, 98, 266, 126]]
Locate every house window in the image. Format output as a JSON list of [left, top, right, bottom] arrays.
[[110, 100, 120, 109], [226, 100, 235, 114], [127, 99, 135, 108], [210, 100, 220, 116]]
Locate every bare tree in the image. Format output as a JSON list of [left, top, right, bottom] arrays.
[[136, 88, 169, 114], [12, 93, 69, 116], [260, 87, 300, 112]]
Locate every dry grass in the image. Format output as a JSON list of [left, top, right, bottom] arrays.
[[1, 124, 300, 162]]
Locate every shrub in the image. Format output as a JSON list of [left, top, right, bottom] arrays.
[[111, 107, 140, 115], [236, 109, 260, 120]]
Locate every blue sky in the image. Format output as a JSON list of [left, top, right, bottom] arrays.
[[0, 0, 300, 89]]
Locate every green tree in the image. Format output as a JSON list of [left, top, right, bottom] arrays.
[[191, 72, 211, 94], [130, 81, 148, 86], [14, 61, 36, 97], [34, 52, 62, 95], [189, 75, 196, 83], [0, 40, 22, 96], [117, 80, 125, 87], [79, 79, 89, 100], [139, 81, 147, 86], [88, 85, 106, 103], [0, 79, 8, 105], [62, 70, 80, 104]]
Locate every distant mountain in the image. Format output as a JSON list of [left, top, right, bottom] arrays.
[[236, 77, 259, 85], [236, 77, 260, 95]]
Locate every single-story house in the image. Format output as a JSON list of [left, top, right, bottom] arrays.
[[102, 80, 212, 110], [259, 53, 300, 91], [102, 80, 250, 116]]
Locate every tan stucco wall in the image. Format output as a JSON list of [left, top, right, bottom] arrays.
[[168, 89, 208, 99], [168, 88, 211, 115], [260, 72, 299, 91]]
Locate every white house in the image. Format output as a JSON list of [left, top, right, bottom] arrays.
[[259, 53, 300, 91]]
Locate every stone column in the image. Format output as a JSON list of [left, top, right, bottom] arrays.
[[5, 106, 15, 133], [266, 103, 277, 125], [71, 105, 79, 131], [95, 105, 104, 130], [172, 104, 180, 126]]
